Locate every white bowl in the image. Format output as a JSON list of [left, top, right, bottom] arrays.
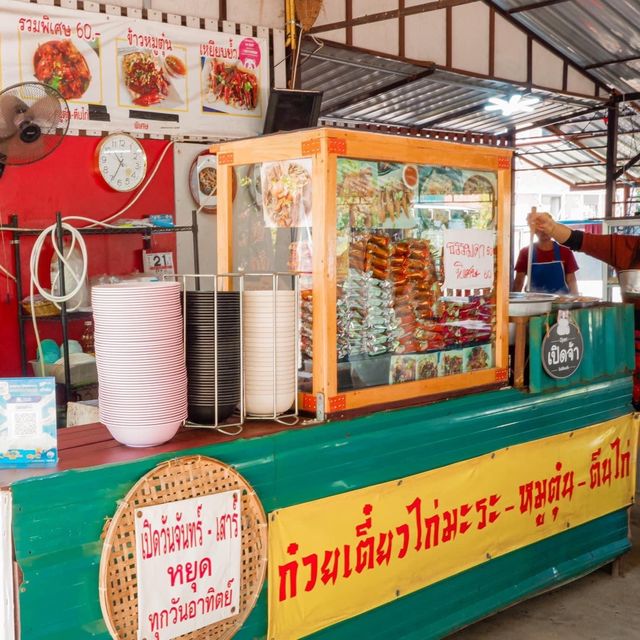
[[245, 391, 295, 416], [104, 421, 182, 447]]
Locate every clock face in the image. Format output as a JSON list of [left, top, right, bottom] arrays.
[[97, 133, 147, 192]]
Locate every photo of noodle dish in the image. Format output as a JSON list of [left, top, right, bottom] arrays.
[[24, 38, 101, 102], [118, 46, 187, 110], [260, 160, 312, 228], [201, 58, 259, 114]]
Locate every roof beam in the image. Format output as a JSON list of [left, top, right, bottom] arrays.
[[614, 150, 640, 180], [546, 124, 640, 185], [483, 0, 609, 93], [308, 0, 476, 34], [516, 129, 640, 146], [517, 145, 609, 156], [516, 104, 607, 134], [516, 160, 604, 171], [518, 155, 576, 187], [508, 0, 570, 14], [324, 67, 435, 115], [584, 55, 640, 71]]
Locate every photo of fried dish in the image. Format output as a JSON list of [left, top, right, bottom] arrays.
[[206, 59, 258, 110], [338, 165, 376, 200], [466, 345, 491, 371], [199, 166, 217, 196], [262, 161, 311, 227], [441, 353, 464, 376], [417, 354, 438, 380], [390, 356, 416, 384], [33, 40, 91, 100], [122, 51, 169, 107]]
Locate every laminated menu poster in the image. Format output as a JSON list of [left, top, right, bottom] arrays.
[[0, 0, 268, 137], [0, 378, 57, 467]]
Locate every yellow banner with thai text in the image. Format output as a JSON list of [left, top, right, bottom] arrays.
[[268, 415, 638, 640]]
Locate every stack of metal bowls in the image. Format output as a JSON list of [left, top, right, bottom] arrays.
[[185, 291, 241, 424]]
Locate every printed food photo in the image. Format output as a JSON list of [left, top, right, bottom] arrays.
[[27, 37, 101, 102], [118, 45, 187, 110], [202, 58, 259, 114], [261, 161, 312, 228]]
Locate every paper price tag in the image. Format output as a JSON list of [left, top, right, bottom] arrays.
[[143, 251, 175, 276]]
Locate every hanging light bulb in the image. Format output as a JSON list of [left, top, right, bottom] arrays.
[[485, 94, 540, 116]]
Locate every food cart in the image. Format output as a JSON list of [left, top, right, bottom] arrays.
[[0, 129, 637, 640]]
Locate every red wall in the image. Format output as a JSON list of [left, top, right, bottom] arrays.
[[0, 135, 176, 377]]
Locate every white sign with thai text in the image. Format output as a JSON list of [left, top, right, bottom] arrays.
[[135, 491, 241, 640], [443, 229, 496, 291]]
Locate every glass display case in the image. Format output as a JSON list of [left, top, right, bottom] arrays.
[[215, 128, 512, 416]]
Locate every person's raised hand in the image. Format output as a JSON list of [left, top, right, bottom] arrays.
[[527, 210, 554, 235]]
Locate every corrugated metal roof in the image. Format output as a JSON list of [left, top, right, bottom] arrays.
[[298, 24, 640, 188], [300, 41, 601, 135], [491, 0, 640, 92]]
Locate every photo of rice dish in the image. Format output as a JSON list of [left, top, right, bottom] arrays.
[[122, 51, 169, 106]]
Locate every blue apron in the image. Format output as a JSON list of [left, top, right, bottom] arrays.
[[530, 242, 569, 294]]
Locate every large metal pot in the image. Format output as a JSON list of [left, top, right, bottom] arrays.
[[508, 292, 556, 317], [508, 292, 556, 345], [617, 270, 640, 299]]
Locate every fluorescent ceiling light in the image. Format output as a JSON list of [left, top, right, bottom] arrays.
[[485, 94, 540, 117]]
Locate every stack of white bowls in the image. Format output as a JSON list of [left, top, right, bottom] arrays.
[[92, 281, 187, 447], [243, 290, 296, 416]]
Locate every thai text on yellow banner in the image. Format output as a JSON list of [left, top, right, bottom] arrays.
[[268, 415, 638, 640]]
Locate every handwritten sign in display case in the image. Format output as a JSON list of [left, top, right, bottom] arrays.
[[541, 311, 584, 379], [442, 229, 496, 291]]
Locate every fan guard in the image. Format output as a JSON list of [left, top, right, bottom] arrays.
[[0, 81, 69, 167]]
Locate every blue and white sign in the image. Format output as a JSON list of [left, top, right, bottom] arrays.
[[0, 378, 57, 467]]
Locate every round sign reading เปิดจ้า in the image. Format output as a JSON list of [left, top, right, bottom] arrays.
[[541, 312, 584, 379]]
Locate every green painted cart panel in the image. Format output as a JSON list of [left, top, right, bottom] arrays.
[[528, 304, 634, 394], [10, 377, 633, 640]]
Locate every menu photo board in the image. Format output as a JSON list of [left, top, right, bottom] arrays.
[[0, 0, 269, 138]]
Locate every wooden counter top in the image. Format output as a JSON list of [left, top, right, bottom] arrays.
[[0, 419, 313, 487]]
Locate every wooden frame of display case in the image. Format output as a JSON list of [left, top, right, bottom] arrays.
[[214, 128, 512, 416]]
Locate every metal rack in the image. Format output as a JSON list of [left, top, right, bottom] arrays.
[[9, 211, 201, 404]]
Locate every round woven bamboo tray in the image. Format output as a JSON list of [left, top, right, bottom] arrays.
[[98, 455, 267, 640]]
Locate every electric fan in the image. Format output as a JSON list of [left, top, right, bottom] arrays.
[[0, 81, 69, 176]]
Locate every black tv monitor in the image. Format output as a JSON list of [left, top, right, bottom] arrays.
[[263, 89, 323, 134]]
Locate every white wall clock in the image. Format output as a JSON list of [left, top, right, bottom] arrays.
[[96, 132, 147, 192]]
